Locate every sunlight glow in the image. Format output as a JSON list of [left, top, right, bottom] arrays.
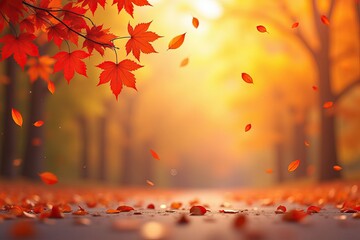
[[194, 0, 223, 19]]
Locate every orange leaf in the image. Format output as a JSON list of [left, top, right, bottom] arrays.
[[275, 205, 287, 214], [126, 22, 161, 61], [323, 101, 334, 109], [288, 160, 300, 172], [47, 81, 55, 94], [49, 205, 64, 218], [26, 55, 55, 82], [146, 179, 154, 186], [190, 205, 206, 215], [304, 141, 310, 147], [292, 22, 299, 28], [333, 165, 342, 171], [150, 149, 160, 160], [192, 17, 199, 29], [242, 73, 253, 84], [180, 57, 189, 67], [11, 108, 23, 127], [106, 209, 120, 214], [117, 205, 134, 212], [265, 168, 273, 174], [168, 33, 186, 50], [38, 172, 58, 185], [245, 124, 252, 132], [321, 15, 330, 25], [307, 206, 321, 214], [256, 25, 268, 33], [33, 120, 44, 127], [170, 202, 182, 209]]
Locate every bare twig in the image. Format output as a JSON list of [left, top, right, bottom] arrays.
[[335, 77, 360, 102]]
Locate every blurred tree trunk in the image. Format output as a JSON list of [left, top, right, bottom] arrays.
[[293, 121, 308, 178], [78, 114, 90, 179], [120, 98, 134, 185], [97, 115, 107, 182], [21, 80, 47, 179], [274, 143, 285, 183], [0, 59, 17, 179]]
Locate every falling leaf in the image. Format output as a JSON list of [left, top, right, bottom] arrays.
[[321, 15, 330, 25], [168, 33, 186, 50], [39, 172, 58, 185], [190, 205, 206, 215], [312, 85, 318, 91], [47, 81, 55, 94], [307, 206, 321, 214], [192, 17, 199, 28], [245, 124, 252, 132], [33, 120, 44, 127], [288, 160, 300, 172], [333, 165, 342, 171], [275, 205, 287, 214], [146, 180, 155, 187], [323, 101, 334, 109], [304, 141, 310, 147], [241, 72, 253, 84], [256, 25, 268, 33], [282, 210, 307, 222], [106, 209, 120, 214], [13, 159, 22, 167], [292, 22, 299, 28], [117, 205, 134, 212], [265, 168, 273, 174], [150, 149, 160, 160], [11, 108, 23, 127], [180, 57, 189, 67], [233, 214, 247, 229]]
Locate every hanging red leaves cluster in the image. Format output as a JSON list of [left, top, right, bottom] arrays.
[[0, 0, 160, 99]]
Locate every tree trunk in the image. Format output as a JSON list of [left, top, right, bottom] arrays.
[[317, 51, 341, 181], [78, 115, 90, 179], [21, 80, 47, 179], [98, 116, 107, 182], [120, 98, 135, 185], [274, 142, 285, 183], [0, 59, 17, 179], [293, 121, 308, 178]]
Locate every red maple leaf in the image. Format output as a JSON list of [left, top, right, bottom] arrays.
[[97, 60, 143, 99], [0, 33, 39, 69], [0, 0, 27, 22], [112, 0, 151, 17], [60, 3, 88, 30], [47, 23, 67, 47], [126, 22, 161, 61], [83, 25, 116, 56], [78, 0, 106, 15], [53, 50, 90, 83]]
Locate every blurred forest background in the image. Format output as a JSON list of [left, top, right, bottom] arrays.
[[0, 0, 359, 188]]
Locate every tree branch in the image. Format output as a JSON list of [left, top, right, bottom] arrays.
[[22, 1, 113, 48], [335, 78, 360, 102], [328, 0, 336, 19]]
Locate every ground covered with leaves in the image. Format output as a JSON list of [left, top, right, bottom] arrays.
[[1, 181, 360, 240]]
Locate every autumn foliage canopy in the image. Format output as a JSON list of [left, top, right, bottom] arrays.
[[0, 0, 160, 99]]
